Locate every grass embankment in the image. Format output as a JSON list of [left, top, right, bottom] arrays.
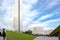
[[49, 25, 60, 38], [7, 31, 36, 40]]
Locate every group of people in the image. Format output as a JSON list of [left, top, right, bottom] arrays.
[[0, 28, 6, 40]]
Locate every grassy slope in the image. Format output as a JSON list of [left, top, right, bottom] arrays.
[[49, 25, 60, 38], [7, 31, 36, 40], [50, 25, 60, 35]]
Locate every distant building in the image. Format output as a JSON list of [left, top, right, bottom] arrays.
[[32, 27, 44, 35], [44, 30, 53, 35], [32, 27, 53, 35]]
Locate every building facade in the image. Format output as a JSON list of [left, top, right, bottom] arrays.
[[32, 27, 53, 35], [32, 27, 44, 35], [14, 0, 23, 32]]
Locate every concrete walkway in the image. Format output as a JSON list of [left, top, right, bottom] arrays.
[[0, 37, 6, 40], [34, 36, 59, 40], [0, 37, 3, 40]]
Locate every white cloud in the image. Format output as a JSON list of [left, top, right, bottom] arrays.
[[23, 10, 39, 27], [42, 18, 60, 24], [23, 0, 38, 5], [0, 0, 14, 30], [37, 13, 54, 21], [23, 0, 39, 29], [28, 18, 60, 30], [40, 18, 60, 30]]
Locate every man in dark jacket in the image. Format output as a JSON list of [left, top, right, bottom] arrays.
[[0, 32, 2, 36], [2, 28, 6, 40]]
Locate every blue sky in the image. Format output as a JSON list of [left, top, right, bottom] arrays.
[[0, 0, 60, 31], [23, 0, 60, 31]]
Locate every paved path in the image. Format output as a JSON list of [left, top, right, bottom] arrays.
[[0, 37, 3, 40], [34, 36, 59, 40], [0, 37, 6, 40]]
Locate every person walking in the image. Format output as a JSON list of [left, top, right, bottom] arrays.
[[2, 28, 6, 40], [0, 29, 2, 36], [0, 32, 2, 36]]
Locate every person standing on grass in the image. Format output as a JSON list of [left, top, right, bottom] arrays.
[[2, 28, 6, 40]]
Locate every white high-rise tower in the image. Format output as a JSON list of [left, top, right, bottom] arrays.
[[14, 0, 23, 32]]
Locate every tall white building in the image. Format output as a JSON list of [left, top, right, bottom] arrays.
[[14, 0, 23, 32]]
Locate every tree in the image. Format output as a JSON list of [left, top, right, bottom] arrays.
[[24, 30, 32, 35]]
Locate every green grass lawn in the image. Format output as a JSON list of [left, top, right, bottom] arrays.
[[7, 31, 36, 40]]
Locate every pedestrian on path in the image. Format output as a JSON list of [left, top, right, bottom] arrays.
[[0, 32, 2, 36], [2, 28, 6, 40], [0, 29, 2, 37]]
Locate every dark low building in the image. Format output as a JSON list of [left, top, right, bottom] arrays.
[[49, 25, 60, 39]]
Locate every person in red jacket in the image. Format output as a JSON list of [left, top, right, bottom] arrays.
[[2, 28, 6, 40]]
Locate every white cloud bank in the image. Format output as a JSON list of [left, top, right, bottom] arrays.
[[0, 0, 14, 30]]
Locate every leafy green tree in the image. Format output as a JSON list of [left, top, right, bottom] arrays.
[[24, 30, 32, 35]]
